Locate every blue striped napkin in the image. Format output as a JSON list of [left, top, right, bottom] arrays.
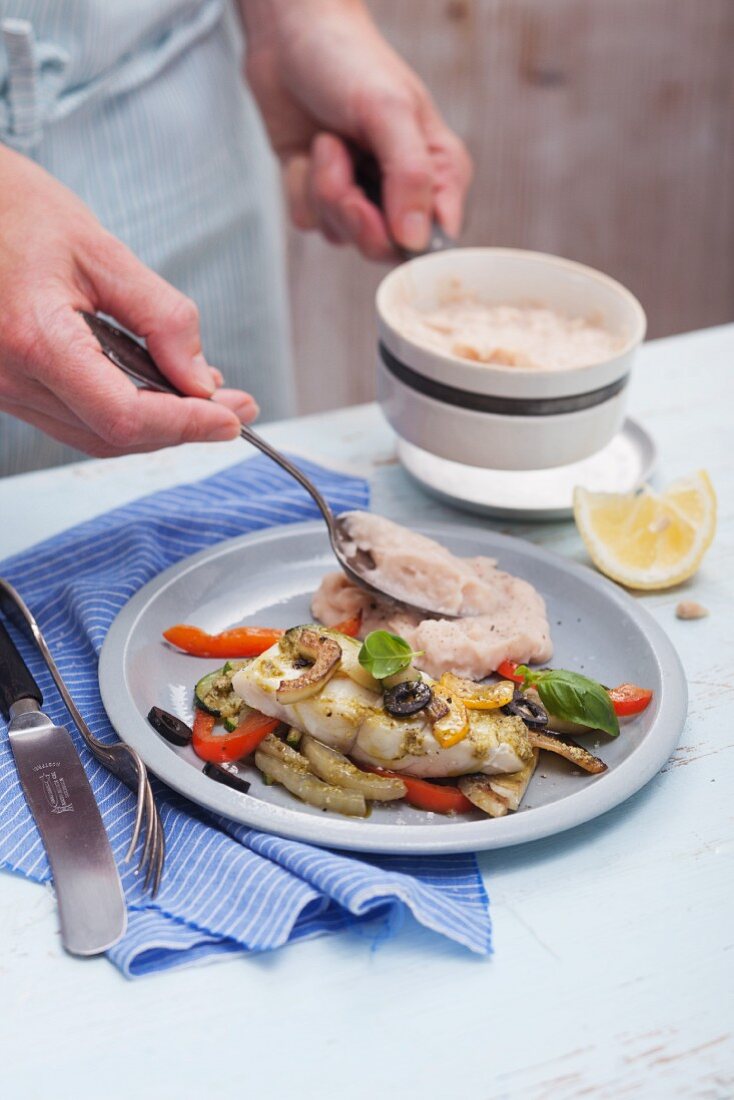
[[0, 454, 491, 977]]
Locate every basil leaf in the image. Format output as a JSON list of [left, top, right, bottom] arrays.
[[358, 630, 421, 680], [534, 669, 619, 737]]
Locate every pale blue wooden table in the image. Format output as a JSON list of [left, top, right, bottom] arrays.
[[1, 325, 732, 1099]]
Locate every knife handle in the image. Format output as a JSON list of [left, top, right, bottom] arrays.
[[0, 620, 43, 718]]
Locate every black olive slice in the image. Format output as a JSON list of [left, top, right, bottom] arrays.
[[501, 689, 548, 730], [203, 762, 252, 794], [383, 680, 433, 716], [147, 706, 193, 746]]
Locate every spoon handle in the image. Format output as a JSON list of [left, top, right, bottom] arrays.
[[80, 312, 339, 533], [349, 143, 455, 260]]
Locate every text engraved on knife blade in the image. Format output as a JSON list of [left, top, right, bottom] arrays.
[[36, 767, 75, 813]]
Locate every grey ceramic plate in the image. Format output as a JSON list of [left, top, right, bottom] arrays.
[[397, 418, 656, 522], [99, 521, 687, 854]]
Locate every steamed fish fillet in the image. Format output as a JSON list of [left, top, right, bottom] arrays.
[[231, 638, 532, 779]]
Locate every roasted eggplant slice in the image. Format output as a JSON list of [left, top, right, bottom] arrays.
[[529, 730, 607, 774], [484, 748, 539, 811], [458, 749, 539, 816], [457, 775, 510, 817]]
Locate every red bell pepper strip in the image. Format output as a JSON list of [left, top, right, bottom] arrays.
[[192, 709, 280, 763], [163, 613, 362, 658], [607, 683, 653, 716], [164, 625, 284, 658], [496, 659, 525, 684], [362, 764, 474, 815]]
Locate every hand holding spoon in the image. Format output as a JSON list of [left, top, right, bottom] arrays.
[[81, 312, 455, 620]]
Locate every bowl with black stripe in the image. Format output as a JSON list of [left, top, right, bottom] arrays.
[[376, 248, 646, 471]]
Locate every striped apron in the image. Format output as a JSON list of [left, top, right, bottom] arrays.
[[0, 1, 295, 476]]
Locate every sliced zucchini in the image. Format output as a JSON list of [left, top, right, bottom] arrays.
[[195, 661, 251, 719]]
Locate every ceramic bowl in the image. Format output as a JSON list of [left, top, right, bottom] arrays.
[[375, 248, 647, 470]]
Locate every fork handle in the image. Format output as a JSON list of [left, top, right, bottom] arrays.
[[0, 620, 43, 719]]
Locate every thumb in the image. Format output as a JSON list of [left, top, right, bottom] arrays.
[[360, 98, 433, 252], [81, 232, 216, 397]]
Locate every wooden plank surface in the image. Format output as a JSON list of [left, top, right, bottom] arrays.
[[288, 0, 734, 413]]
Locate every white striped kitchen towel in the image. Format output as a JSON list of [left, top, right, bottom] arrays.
[[0, 455, 491, 977]]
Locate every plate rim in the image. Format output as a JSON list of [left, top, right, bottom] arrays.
[[99, 519, 687, 854]]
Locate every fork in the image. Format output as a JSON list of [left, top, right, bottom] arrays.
[[0, 577, 164, 895]]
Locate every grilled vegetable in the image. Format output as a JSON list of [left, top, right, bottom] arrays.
[[496, 660, 526, 684], [431, 688, 469, 748], [192, 709, 280, 763], [383, 679, 433, 717], [457, 776, 510, 817], [255, 736, 367, 816], [485, 749, 539, 811], [194, 661, 250, 719], [301, 734, 406, 799], [147, 707, 192, 747], [165, 624, 285, 658], [164, 615, 361, 659], [459, 748, 540, 815], [360, 765, 474, 814], [440, 673, 515, 711], [276, 628, 342, 704], [528, 730, 607, 774]]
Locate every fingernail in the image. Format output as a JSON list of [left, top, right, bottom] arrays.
[[209, 420, 239, 442], [191, 353, 215, 396], [210, 367, 225, 388], [399, 210, 430, 251]]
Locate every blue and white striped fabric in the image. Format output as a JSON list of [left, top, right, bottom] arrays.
[[0, 455, 492, 977]]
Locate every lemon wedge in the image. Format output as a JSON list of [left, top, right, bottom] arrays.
[[573, 470, 717, 589]]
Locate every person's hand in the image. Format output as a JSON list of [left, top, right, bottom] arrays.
[[242, 0, 472, 260], [0, 147, 258, 457]]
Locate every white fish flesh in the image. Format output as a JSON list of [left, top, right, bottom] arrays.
[[231, 633, 532, 779]]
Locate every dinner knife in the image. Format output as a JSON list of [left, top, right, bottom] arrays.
[[0, 620, 127, 955]]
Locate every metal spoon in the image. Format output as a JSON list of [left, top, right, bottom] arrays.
[[81, 312, 455, 620]]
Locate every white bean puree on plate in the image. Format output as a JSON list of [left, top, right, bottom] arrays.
[[311, 513, 553, 680]]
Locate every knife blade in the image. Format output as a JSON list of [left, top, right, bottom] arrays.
[[0, 620, 126, 955]]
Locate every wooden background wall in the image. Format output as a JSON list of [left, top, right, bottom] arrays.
[[287, 0, 734, 414]]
